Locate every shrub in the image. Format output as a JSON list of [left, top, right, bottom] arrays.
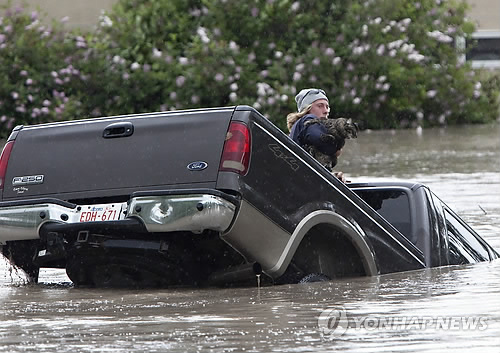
[[0, 3, 86, 136], [1, 0, 499, 137]]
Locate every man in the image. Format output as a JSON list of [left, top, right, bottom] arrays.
[[287, 88, 346, 182]]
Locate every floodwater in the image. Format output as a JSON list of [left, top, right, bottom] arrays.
[[1, 123, 499, 352]]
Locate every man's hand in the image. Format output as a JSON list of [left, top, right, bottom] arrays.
[[333, 171, 346, 183]]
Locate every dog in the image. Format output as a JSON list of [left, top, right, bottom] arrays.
[[303, 117, 358, 171]]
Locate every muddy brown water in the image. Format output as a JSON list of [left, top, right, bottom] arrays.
[[1, 124, 499, 352]]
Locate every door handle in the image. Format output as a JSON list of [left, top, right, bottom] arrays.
[[103, 122, 134, 138]]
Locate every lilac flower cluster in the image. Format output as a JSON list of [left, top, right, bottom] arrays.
[[0, 5, 90, 132]]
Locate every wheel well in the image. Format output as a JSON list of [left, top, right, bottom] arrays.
[[287, 223, 368, 280]]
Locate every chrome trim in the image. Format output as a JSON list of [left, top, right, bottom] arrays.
[[266, 210, 379, 277], [0, 194, 236, 244], [0, 202, 126, 244], [221, 200, 291, 270], [127, 194, 236, 233]]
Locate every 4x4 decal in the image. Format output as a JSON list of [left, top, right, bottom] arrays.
[[268, 144, 299, 171]]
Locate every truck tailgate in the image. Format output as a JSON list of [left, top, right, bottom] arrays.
[[3, 108, 233, 200]]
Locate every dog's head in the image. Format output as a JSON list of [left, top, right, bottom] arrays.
[[341, 118, 359, 139]]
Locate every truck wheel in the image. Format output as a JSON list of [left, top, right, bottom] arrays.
[[299, 273, 330, 283]]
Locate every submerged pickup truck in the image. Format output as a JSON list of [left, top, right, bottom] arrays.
[[0, 106, 497, 287]]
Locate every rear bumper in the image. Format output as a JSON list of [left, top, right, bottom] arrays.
[[0, 191, 238, 244]]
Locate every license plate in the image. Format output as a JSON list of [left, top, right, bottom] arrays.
[[78, 203, 123, 222]]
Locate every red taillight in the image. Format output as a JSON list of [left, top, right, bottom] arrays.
[[0, 141, 14, 189], [219, 122, 251, 175]]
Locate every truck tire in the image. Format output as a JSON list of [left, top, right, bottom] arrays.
[[299, 273, 330, 283]]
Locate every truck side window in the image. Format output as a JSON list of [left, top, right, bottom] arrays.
[[447, 232, 476, 264], [444, 209, 490, 263], [354, 189, 413, 243]]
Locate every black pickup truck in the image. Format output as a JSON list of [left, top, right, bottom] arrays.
[[0, 106, 497, 287]]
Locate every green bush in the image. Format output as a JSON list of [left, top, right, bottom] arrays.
[[1, 0, 499, 137], [0, 3, 84, 136]]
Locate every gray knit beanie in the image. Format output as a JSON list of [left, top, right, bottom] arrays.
[[295, 88, 329, 112]]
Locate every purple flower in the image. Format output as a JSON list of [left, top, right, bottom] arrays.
[[152, 48, 162, 58], [43, 100, 51, 107], [170, 91, 177, 100], [293, 72, 301, 81], [11, 92, 19, 100], [251, 7, 259, 17], [426, 90, 437, 98], [41, 107, 50, 114], [20, 70, 28, 76], [176, 75, 186, 87], [215, 73, 224, 82], [76, 39, 87, 48], [131, 62, 140, 70], [229, 41, 239, 52], [26, 78, 33, 85], [0, 34, 5, 43], [190, 8, 201, 17]]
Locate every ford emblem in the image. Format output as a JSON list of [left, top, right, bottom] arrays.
[[187, 161, 208, 171]]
